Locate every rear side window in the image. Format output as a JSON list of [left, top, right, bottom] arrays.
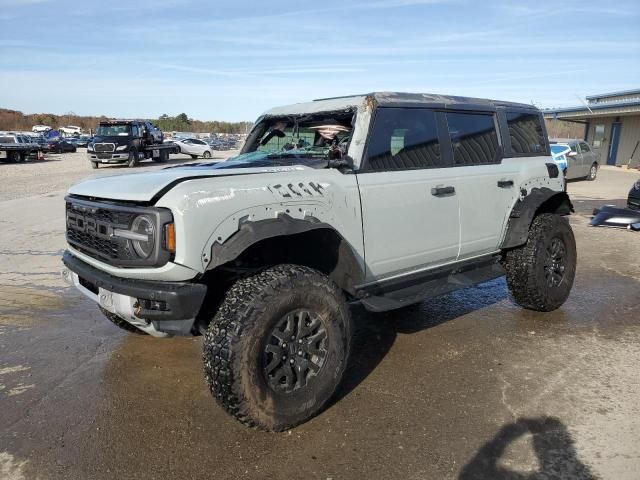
[[506, 112, 545, 155], [445, 112, 499, 165], [365, 108, 444, 171]]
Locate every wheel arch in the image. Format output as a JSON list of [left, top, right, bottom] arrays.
[[206, 214, 365, 295], [501, 187, 574, 250]]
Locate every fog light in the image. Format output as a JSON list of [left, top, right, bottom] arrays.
[[136, 298, 168, 312]]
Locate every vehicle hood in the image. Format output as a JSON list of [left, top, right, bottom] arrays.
[[67, 164, 310, 203], [91, 135, 132, 147]]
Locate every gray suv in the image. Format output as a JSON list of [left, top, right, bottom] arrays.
[[62, 92, 576, 431]]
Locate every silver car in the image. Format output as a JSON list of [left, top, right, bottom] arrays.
[[550, 138, 599, 180]]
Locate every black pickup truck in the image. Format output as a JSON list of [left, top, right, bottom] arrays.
[[88, 120, 174, 169]]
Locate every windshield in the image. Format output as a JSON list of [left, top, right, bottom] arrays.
[[222, 112, 354, 169], [96, 124, 131, 137]]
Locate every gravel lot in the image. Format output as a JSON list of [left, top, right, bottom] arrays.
[[0, 156, 639, 479], [0, 149, 239, 202]]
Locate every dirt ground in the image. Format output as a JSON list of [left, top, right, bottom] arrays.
[[1, 153, 639, 480]]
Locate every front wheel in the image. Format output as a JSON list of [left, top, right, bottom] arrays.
[[127, 149, 139, 168], [504, 213, 576, 312], [203, 150, 212, 159], [587, 163, 598, 181], [91, 161, 99, 169], [202, 265, 352, 431]]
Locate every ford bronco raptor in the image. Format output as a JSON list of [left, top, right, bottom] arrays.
[[62, 92, 576, 431]]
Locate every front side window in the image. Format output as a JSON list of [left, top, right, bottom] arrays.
[[580, 142, 591, 152], [365, 108, 443, 171], [446, 112, 499, 165], [506, 112, 545, 155]]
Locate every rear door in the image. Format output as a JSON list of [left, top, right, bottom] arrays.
[[356, 107, 460, 280], [445, 110, 521, 258]]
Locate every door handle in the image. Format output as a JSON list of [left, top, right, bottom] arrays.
[[497, 180, 514, 188], [431, 186, 455, 197]]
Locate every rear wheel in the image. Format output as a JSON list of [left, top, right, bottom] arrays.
[[202, 264, 352, 431], [587, 163, 598, 181], [504, 214, 576, 312]]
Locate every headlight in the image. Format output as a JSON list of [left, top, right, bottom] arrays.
[[116, 145, 129, 151], [130, 215, 156, 258], [87, 144, 94, 152]]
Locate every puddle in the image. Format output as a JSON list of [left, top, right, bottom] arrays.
[[0, 285, 66, 327]]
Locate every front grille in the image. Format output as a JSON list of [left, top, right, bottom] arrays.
[[66, 201, 137, 264], [65, 197, 173, 268], [94, 143, 115, 153]]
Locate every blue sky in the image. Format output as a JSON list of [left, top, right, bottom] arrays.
[[1, 0, 639, 121]]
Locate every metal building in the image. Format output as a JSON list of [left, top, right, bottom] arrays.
[[543, 89, 640, 167]]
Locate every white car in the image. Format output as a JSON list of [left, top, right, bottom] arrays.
[[174, 138, 213, 159], [59, 126, 83, 135], [32, 125, 51, 134]]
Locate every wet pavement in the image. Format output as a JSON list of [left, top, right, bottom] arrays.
[[1, 164, 639, 479]]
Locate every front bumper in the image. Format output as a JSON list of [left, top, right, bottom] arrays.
[[62, 251, 207, 336], [87, 151, 129, 163]]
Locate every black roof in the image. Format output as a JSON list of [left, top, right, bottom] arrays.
[[315, 91, 538, 111]]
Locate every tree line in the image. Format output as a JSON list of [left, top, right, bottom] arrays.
[[0, 108, 252, 134]]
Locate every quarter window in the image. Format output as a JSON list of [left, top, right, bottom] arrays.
[[445, 112, 499, 165], [365, 108, 444, 171], [505, 112, 545, 154]]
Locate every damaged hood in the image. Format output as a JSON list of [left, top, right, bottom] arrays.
[[68, 164, 309, 203]]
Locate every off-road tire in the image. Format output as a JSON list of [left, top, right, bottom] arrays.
[[587, 163, 598, 181], [202, 264, 352, 431], [127, 149, 139, 168], [99, 306, 147, 335], [91, 161, 99, 169], [504, 213, 576, 312]]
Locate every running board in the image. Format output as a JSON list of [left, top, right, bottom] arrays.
[[358, 256, 505, 312]]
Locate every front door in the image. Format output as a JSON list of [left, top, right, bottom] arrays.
[[608, 122, 621, 165], [357, 107, 460, 280]]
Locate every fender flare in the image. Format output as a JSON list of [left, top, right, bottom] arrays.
[[207, 214, 365, 294], [501, 188, 573, 249]]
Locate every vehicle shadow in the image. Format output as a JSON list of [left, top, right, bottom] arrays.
[[570, 198, 628, 216], [458, 416, 596, 480], [334, 277, 507, 403]]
